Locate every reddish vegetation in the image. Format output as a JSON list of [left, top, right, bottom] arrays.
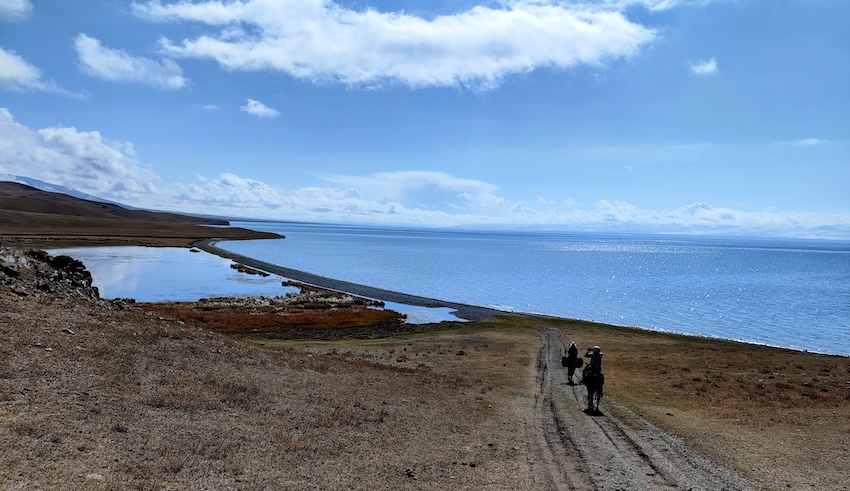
[[138, 284, 409, 339]]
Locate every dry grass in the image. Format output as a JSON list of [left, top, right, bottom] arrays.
[[1, 289, 549, 489]]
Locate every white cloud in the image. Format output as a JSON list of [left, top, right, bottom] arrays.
[[590, 200, 849, 237], [0, 107, 160, 200], [0, 46, 66, 93], [0, 0, 31, 21], [2, 107, 847, 237], [73, 33, 188, 89], [325, 171, 499, 207], [240, 99, 280, 118], [689, 57, 717, 75], [786, 138, 825, 146], [175, 172, 283, 208], [132, 0, 656, 89], [602, 0, 724, 11]]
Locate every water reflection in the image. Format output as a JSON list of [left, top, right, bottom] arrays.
[[379, 301, 465, 324], [47, 246, 463, 324], [48, 246, 295, 302]]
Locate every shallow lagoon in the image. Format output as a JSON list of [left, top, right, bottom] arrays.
[[48, 246, 294, 302], [49, 246, 463, 324]]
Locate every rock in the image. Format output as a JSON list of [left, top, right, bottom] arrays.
[[25, 250, 50, 262], [11, 286, 29, 296], [62, 328, 75, 335], [2, 248, 100, 300], [230, 262, 270, 277]]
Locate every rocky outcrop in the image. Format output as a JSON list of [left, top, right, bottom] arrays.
[[0, 247, 100, 300]]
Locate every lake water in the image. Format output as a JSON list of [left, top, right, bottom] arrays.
[[47, 246, 297, 301], [211, 222, 850, 356], [48, 245, 464, 324]]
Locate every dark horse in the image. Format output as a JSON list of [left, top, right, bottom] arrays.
[[582, 368, 604, 413], [561, 355, 583, 385]]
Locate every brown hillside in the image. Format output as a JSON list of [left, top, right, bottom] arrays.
[[0, 181, 282, 247], [0, 181, 226, 224]]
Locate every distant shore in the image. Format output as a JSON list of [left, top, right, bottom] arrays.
[[195, 238, 503, 322]]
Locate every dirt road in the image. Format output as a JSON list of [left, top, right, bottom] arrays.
[[535, 329, 754, 491]]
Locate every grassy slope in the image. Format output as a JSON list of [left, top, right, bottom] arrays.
[[0, 292, 545, 489], [0, 181, 280, 247]]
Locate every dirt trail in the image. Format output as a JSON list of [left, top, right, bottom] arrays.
[[536, 328, 754, 491]]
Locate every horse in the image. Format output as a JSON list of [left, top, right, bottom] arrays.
[[582, 368, 604, 413], [561, 355, 583, 385]]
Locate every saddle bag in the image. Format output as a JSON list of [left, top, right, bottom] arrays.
[[561, 357, 583, 368]]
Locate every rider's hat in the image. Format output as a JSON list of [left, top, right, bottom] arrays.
[[592, 345, 600, 351]]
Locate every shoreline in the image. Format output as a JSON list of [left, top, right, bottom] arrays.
[[194, 238, 503, 322], [6, 227, 845, 356], [197, 239, 849, 358]]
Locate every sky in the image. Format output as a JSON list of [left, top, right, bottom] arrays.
[[1, 0, 848, 238]]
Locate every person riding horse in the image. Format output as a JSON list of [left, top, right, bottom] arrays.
[[582, 346, 604, 412], [562, 342, 582, 384], [583, 345, 603, 378], [567, 342, 578, 364]]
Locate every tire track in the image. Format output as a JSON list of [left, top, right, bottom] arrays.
[[535, 342, 593, 490], [538, 328, 754, 491]]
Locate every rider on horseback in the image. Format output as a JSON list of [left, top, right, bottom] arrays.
[[582, 346, 605, 412], [583, 345, 603, 379], [567, 342, 578, 361], [564, 342, 580, 384]]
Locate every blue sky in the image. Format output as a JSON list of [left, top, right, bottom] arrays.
[[1, 0, 848, 238]]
